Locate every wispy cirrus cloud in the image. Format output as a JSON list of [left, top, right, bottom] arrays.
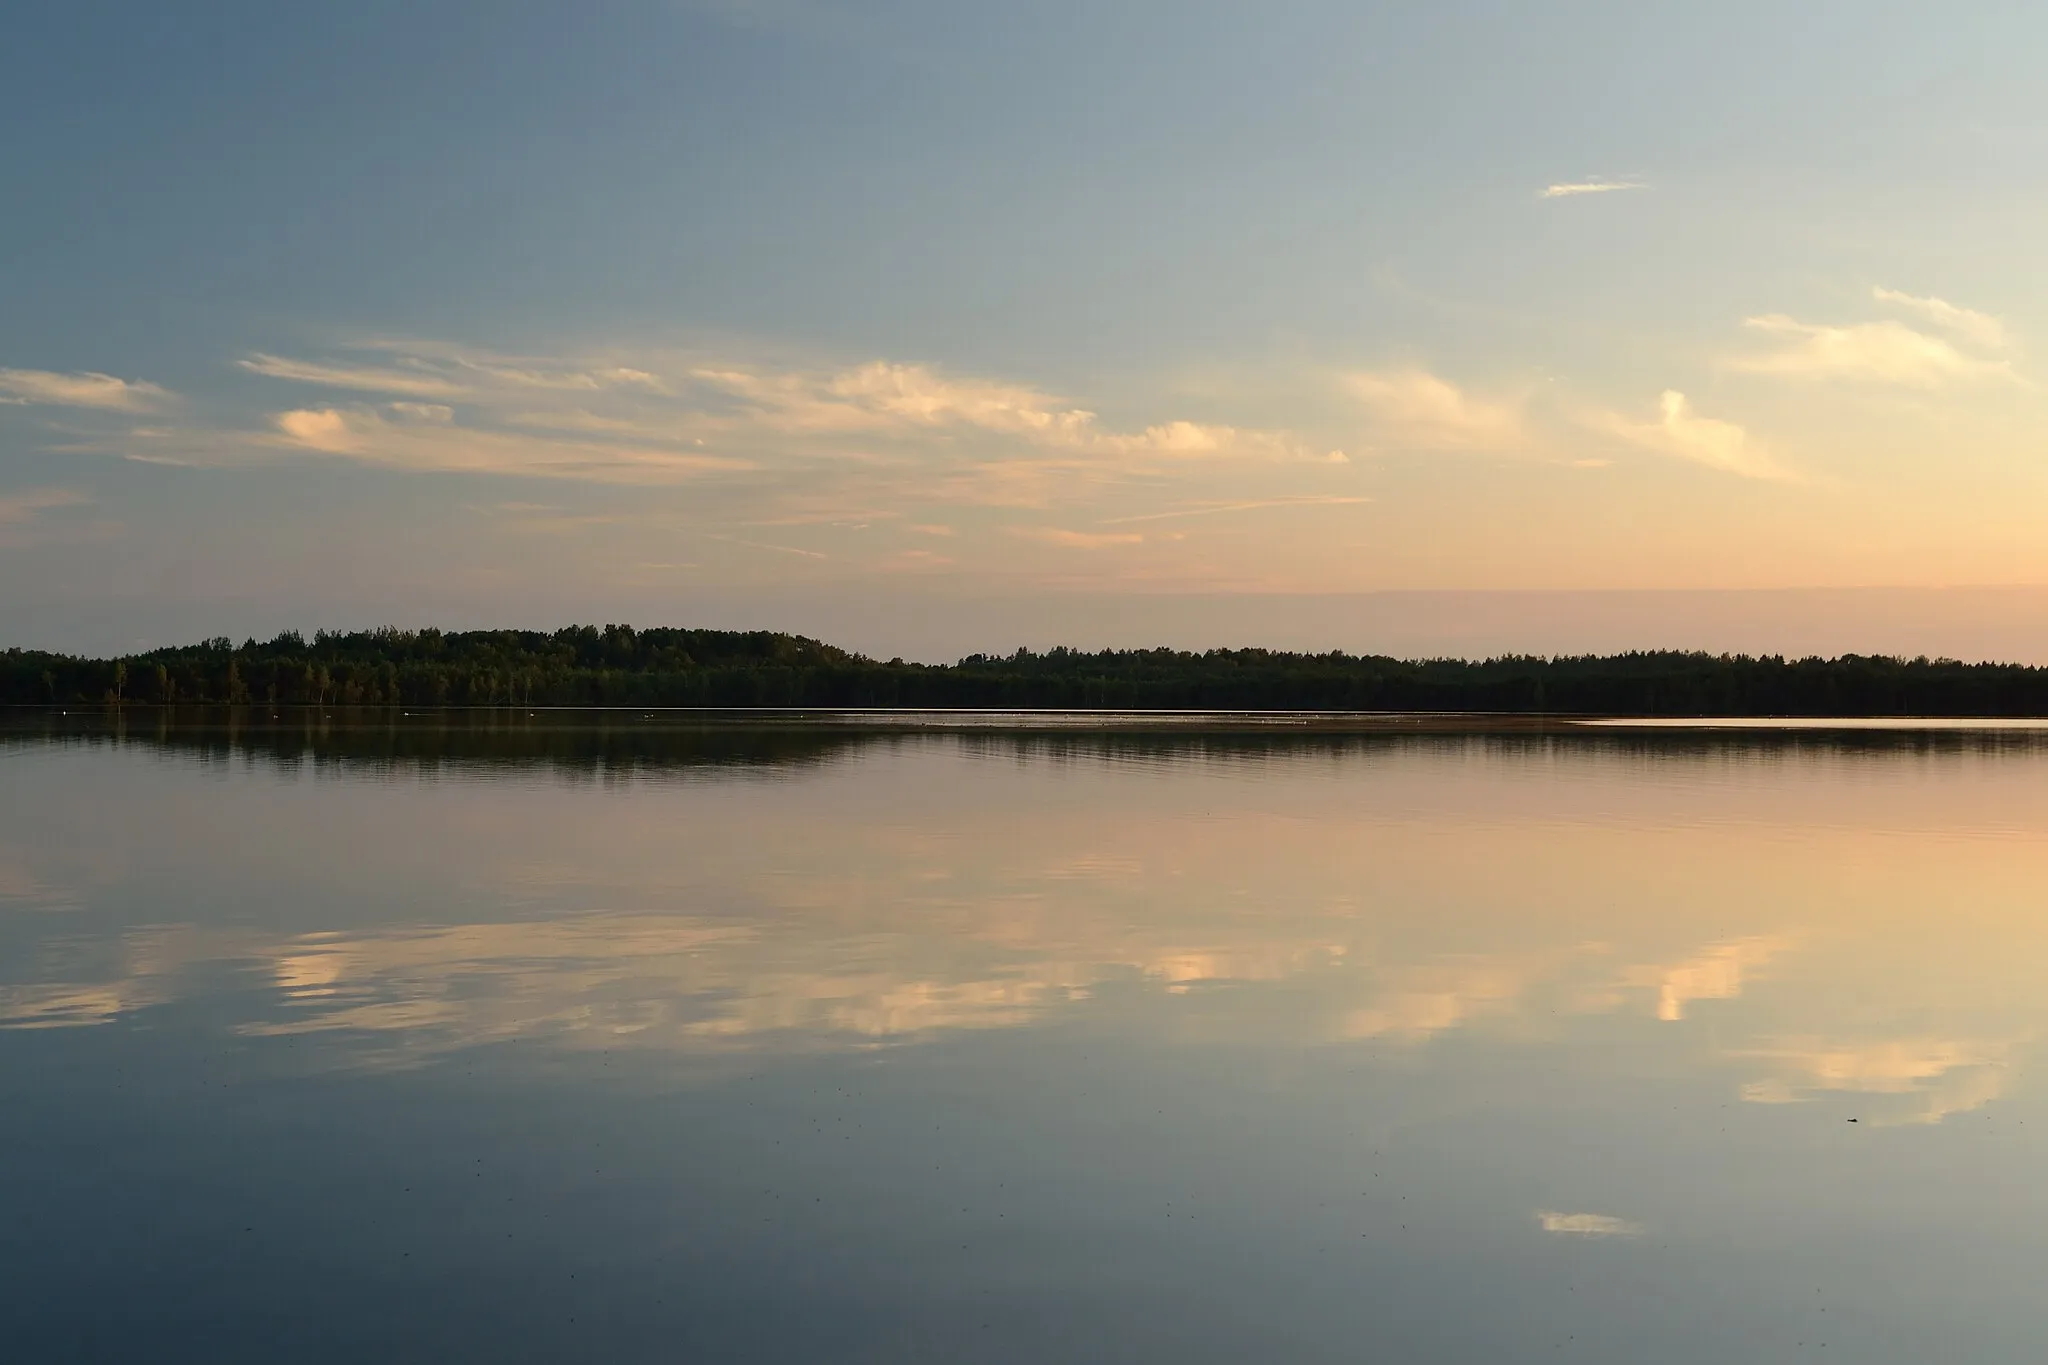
[[464, 501, 638, 535], [1870, 287, 2009, 351], [226, 343, 1344, 489], [1535, 1210, 1643, 1237], [1345, 369, 1529, 452], [1729, 289, 2022, 389], [1344, 366, 1792, 481], [1008, 526, 1145, 549], [876, 547, 954, 571], [1100, 495, 1373, 525], [691, 359, 1342, 464], [1540, 179, 1645, 199], [47, 338, 1838, 579], [238, 353, 468, 399], [1730, 315, 2021, 387], [707, 533, 829, 560], [0, 368, 172, 411], [693, 360, 1095, 441], [0, 487, 89, 524], [0, 487, 97, 548], [268, 403, 753, 482]]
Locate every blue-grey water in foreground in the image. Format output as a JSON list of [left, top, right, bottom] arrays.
[[5, 714, 2048, 1363]]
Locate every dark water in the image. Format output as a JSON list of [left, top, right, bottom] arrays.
[[4, 714, 2047, 1362]]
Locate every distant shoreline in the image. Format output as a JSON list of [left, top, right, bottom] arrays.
[[13, 704, 2048, 735], [14, 625, 2048, 717]]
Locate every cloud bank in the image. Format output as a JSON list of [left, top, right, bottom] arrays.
[[227, 343, 1345, 487]]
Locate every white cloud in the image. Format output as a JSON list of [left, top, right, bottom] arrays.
[[1536, 1210, 1644, 1237], [828, 360, 1095, 437], [1346, 369, 1528, 452], [269, 406, 753, 483], [275, 408, 361, 452], [692, 361, 1095, 442], [1871, 288, 2008, 351], [237, 345, 1330, 475], [1592, 390, 1790, 481], [1729, 315, 2020, 387], [1346, 369, 1793, 482], [1540, 180, 1645, 199], [70, 339, 1365, 556], [1095, 420, 1344, 464], [695, 359, 1329, 463], [0, 368, 172, 411]]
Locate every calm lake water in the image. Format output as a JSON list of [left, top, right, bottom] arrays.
[[4, 714, 2047, 1362]]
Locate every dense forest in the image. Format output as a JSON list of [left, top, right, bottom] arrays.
[[7, 624, 2048, 715]]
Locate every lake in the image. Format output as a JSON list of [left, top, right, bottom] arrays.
[[4, 713, 2046, 1362]]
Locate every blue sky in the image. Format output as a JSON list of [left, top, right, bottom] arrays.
[[9, 2, 2048, 658]]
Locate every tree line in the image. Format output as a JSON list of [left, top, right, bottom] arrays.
[[7, 623, 2048, 715]]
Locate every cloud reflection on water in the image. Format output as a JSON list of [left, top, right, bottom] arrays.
[[2, 728, 2045, 1129]]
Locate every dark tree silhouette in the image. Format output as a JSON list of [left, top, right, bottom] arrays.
[[6, 625, 2048, 716]]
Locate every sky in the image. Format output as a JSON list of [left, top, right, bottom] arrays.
[[8, 1, 2048, 661]]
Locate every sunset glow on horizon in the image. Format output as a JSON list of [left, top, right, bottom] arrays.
[[8, 3, 2048, 658]]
